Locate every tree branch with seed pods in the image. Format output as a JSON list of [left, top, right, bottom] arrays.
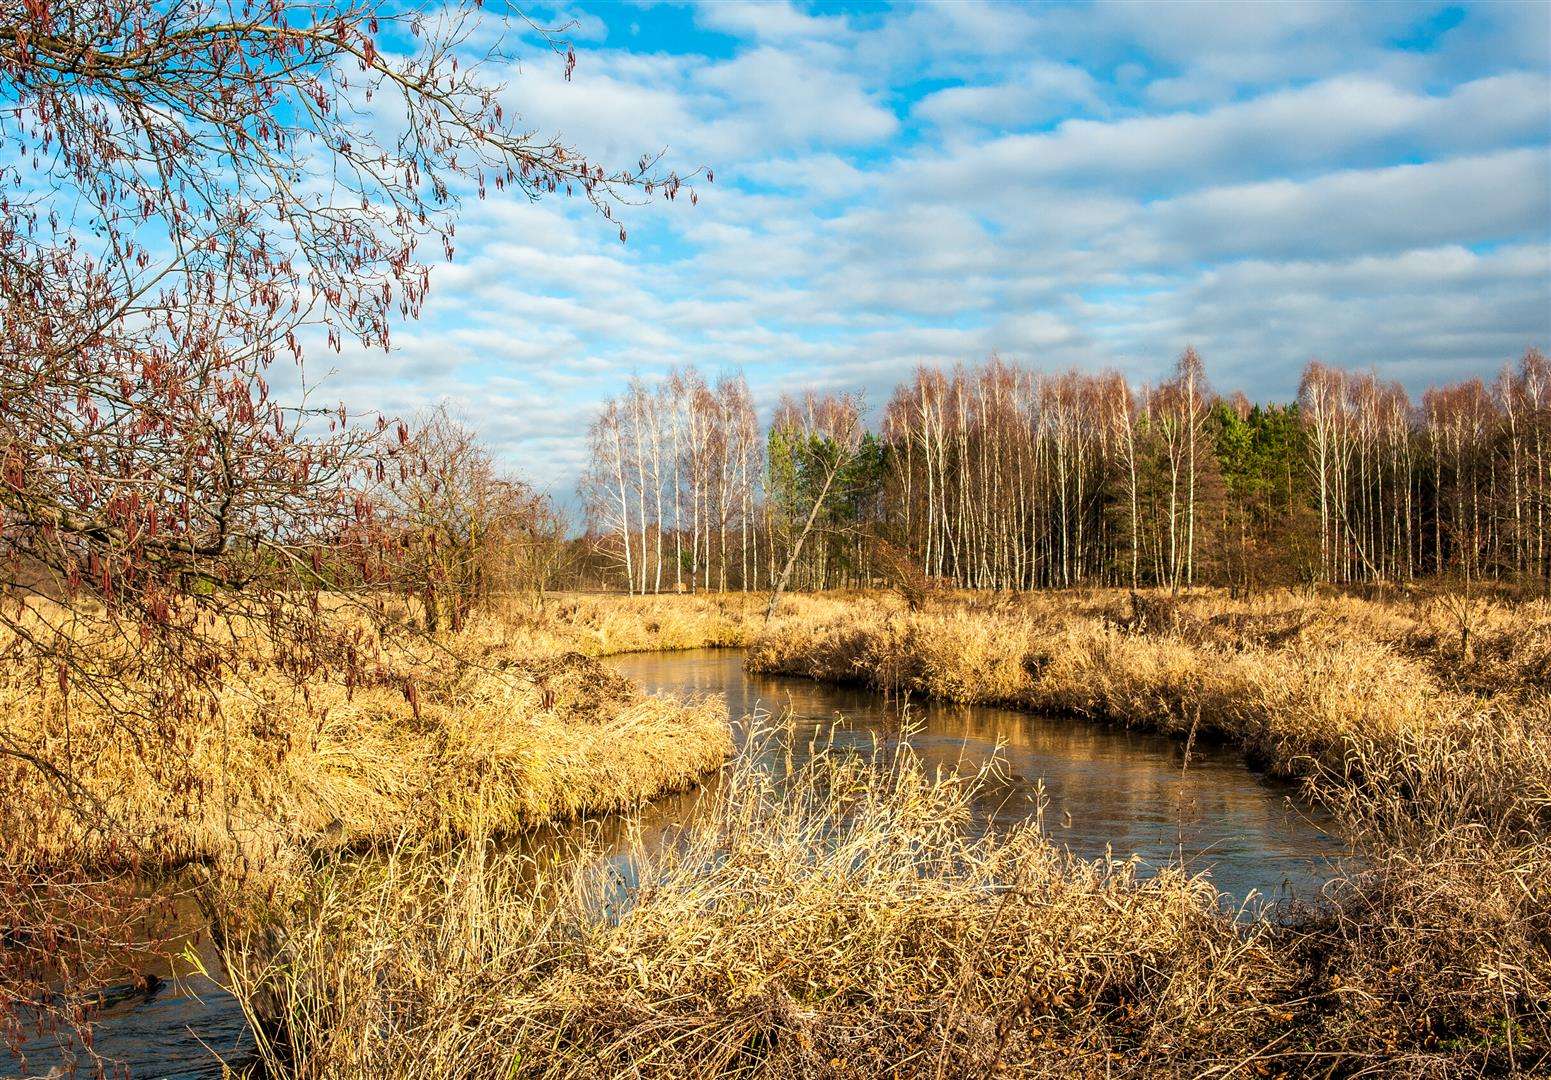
[[0, 0, 701, 1061]]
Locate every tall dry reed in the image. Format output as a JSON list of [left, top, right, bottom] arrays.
[[217, 716, 1549, 1077], [747, 589, 1551, 836], [740, 587, 1551, 1072], [216, 727, 1293, 1079]]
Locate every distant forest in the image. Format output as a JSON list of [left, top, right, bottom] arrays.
[[580, 348, 1550, 594]]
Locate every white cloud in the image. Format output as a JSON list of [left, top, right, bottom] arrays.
[[693, 0, 850, 43], [701, 46, 899, 149], [899, 73, 1551, 201], [1148, 149, 1551, 262], [914, 61, 1104, 128]]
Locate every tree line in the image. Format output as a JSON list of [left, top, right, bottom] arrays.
[[581, 347, 1550, 594]]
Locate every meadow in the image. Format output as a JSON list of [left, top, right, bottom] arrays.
[[51, 585, 1532, 1078]]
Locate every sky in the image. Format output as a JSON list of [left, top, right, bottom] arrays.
[[315, 0, 1551, 501]]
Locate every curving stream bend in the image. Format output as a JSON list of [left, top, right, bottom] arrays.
[[4, 648, 1352, 1079]]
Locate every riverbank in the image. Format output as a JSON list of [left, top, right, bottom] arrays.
[[749, 589, 1551, 835], [3, 597, 744, 1071], [216, 588, 1548, 1075], [225, 733, 1293, 1079], [742, 588, 1551, 1071], [226, 716, 1550, 1078], [10, 589, 1549, 1075], [0, 598, 749, 873]]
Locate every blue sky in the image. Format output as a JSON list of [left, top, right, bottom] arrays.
[[314, 0, 1551, 499]]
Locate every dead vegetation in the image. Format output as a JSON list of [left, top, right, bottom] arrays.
[[0, 598, 741, 874], [1, 591, 758, 1073], [186, 587, 1551, 1077], [739, 587, 1551, 1073], [10, 588, 1549, 1076], [221, 714, 1551, 1079], [748, 588, 1551, 825], [492, 590, 763, 655], [219, 731, 1295, 1080]]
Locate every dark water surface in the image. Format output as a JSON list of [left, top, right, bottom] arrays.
[[4, 648, 1350, 1079], [608, 649, 1350, 903]]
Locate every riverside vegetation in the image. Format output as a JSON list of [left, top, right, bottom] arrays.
[[0, 596, 748, 873], [65, 585, 1530, 1079], [0, 593, 747, 1069]]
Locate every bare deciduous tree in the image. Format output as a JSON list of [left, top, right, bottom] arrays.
[[582, 367, 759, 594], [0, 0, 694, 1055], [582, 345, 1549, 597]]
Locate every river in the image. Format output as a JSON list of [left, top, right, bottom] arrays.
[[3, 648, 1351, 1079]]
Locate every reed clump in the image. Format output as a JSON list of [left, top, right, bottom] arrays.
[[747, 589, 1551, 831], [14, 588, 1549, 1075], [218, 731, 1294, 1079], [220, 721, 1550, 1077], [487, 591, 765, 655], [1288, 832, 1551, 1069]]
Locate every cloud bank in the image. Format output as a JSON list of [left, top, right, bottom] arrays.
[[303, 0, 1551, 498]]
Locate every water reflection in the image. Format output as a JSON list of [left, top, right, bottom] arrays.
[[2, 926, 246, 1080], [601, 648, 1350, 904]]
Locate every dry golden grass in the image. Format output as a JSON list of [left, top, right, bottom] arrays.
[[0, 600, 737, 872], [218, 729, 1294, 1080], [733, 586, 1551, 1073], [219, 719, 1551, 1078], [495, 591, 762, 654], [482, 589, 858, 657], [748, 588, 1551, 837], [10, 587, 1550, 1075]]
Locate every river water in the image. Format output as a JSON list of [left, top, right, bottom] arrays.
[[4, 648, 1350, 1079], [608, 649, 1349, 902]]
